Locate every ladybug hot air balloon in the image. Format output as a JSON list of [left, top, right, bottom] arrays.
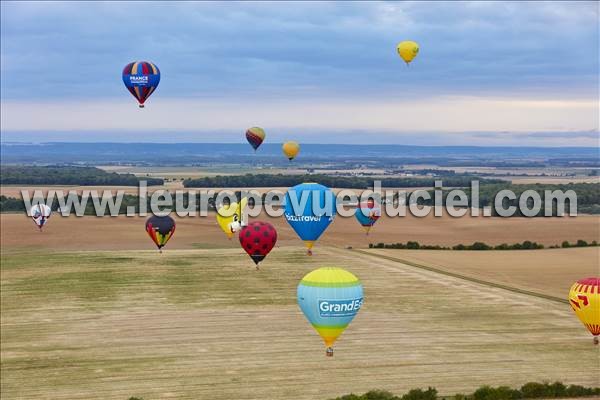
[[239, 221, 277, 269], [246, 127, 266, 151], [122, 61, 160, 108], [145, 215, 175, 253], [354, 199, 381, 235], [569, 277, 600, 344], [297, 267, 364, 357]]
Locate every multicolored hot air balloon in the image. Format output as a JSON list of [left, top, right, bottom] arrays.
[[30, 204, 51, 231], [216, 198, 248, 239], [354, 199, 381, 235], [239, 221, 277, 269], [122, 61, 160, 108], [397, 41, 419, 65], [145, 215, 175, 252], [569, 277, 600, 344], [297, 267, 363, 357], [284, 183, 335, 255], [282, 141, 300, 160], [246, 127, 266, 151]]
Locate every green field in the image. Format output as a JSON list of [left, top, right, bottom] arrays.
[[1, 247, 599, 400]]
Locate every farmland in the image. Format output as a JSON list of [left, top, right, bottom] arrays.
[[2, 245, 599, 400], [2, 209, 600, 399]]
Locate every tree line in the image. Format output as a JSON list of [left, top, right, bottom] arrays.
[[0, 166, 164, 186], [183, 173, 504, 189], [422, 182, 600, 216], [369, 240, 598, 250], [127, 381, 600, 400], [327, 381, 600, 400]]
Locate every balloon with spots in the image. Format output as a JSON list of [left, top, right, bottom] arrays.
[[239, 221, 277, 266]]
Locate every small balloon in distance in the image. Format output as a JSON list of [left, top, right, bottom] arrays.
[[246, 127, 266, 151], [397, 41, 419, 65], [282, 141, 300, 160]]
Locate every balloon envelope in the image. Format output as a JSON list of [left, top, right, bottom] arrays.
[[297, 267, 363, 355], [216, 198, 248, 239], [30, 204, 51, 230], [145, 215, 175, 250], [282, 141, 300, 160], [284, 183, 335, 254], [397, 41, 419, 64], [246, 127, 266, 151], [569, 277, 600, 342], [122, 61, 160, 107], [239, 221, 277, 265], [354, 199, 381, 234]]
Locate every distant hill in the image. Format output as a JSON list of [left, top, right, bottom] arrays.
[[0, 166, 164, 186], [1, 142, 598, 167]]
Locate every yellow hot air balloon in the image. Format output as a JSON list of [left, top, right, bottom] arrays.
[[569, 277, 600, 344], [216, 197, 248, 239], [397, 40, 419, 65], [282, 141, 300, 161]]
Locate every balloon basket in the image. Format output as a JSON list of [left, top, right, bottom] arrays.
[[306, 250, 313, 256], [326, 347, 334, 357], [139, 104, 145, 108], [594, 336, 599, 345]]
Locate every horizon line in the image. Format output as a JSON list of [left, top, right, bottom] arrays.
[[1, 141, 599, 150]]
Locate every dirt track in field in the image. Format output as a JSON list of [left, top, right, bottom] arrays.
[[362, 247, 600, 299]]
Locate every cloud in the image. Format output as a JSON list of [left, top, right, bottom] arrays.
[[1, 1, 598, 100], [1, 1, 598, 145]]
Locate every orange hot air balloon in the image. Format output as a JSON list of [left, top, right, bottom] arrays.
[[282, 141, 300, 160], [568, 277, 600, 344]]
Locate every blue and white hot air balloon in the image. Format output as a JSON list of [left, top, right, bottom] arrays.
[[284, 183, 335, 255]]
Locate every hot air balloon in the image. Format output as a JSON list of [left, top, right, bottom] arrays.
[[30, 204, 51, 231], [297, 267, 363, 357], [569, 277, 600, 344], [246, 127, 266, 151], [397, 41, 419, 65], [282, 141, 300, 160], [284, 183, 335, 255], [145, 215, 175, 252], [216, 198, 248, 239], [239, 221, 277, 269], [122, 61, 160, 108], [354, 199, 381, 235]]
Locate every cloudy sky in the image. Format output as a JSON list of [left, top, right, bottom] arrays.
[[1, 1, 598, 145]]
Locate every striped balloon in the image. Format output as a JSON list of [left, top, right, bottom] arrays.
[[569, 277, 600, 344], [297, 267, 363, 356], [246, 127, 266, 151], [145, 215, 175, 252], [122, 61, 160, 108]]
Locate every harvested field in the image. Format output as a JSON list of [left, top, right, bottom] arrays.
[[363, 247, 600, 299], [2, 212, 598, 252], [1, 247, 599, 400]]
